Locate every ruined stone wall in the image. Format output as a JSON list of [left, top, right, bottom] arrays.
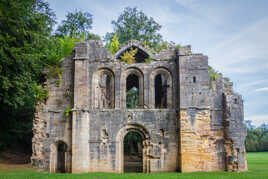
[[84, 41, 179, 172], [223, 92, 247, 171], [177, 49, 226, 172], [32, 40, 247, 173], [31, 54, 74, 172], [87, 110, 178, 172], [177, 46, 247, 172]]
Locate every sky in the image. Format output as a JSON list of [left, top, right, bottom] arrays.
[[47, 0, 268, 127]]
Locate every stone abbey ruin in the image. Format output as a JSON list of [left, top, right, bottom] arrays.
[[31, 40, 247, 173]]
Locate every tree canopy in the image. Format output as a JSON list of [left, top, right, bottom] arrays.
[[105, 7, 163, 48], [0, 0, 56, 150], [56, 10, 94, 38], [245, 121, 268, 152]]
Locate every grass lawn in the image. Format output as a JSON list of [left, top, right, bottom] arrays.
[[0, 152, 267, 179]]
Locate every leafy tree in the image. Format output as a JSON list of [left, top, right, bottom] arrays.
[[87, 32, 101, 40], [0, 0, 55, 151], [56, 10, 93, 38], [105, 7, 163, 48]]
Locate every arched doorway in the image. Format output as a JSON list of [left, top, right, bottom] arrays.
[[57, 141, 67, 173], [116, 124, 149, 173], [123, 131, 143, 172]]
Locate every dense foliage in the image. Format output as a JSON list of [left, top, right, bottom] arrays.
[[56, 9, 100, 40], [0, 0, 85, 152], [105, 7, 163, 49], [0, 0, 56, 151], [246, 128, 268, 152]]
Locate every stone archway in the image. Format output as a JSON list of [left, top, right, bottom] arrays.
[[123, 131, 143, 172], [116, 124, 150, 173], [50, 141, 70, 173]]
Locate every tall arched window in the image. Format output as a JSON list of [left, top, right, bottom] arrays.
[[93, 68, 115, 109], [155, 74, 168, 108], [121, 68, 144, 109], [150, 68, 172, 109], [126, 74, 139, 108]]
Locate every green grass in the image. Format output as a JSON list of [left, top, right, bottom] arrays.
[[0, 152, 267, 179]]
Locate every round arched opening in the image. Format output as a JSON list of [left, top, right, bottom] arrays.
[[155, 74, 168, 108], [126, 74, 139, 108], [123, 131, 143, 172], [93, 69, 115, 109]]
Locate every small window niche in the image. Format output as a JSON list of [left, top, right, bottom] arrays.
[[193, 76, 196, 83]]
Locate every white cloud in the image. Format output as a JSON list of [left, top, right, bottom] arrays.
[[207, 16, 268, 74], [240, 80, 268, 89], [256, 87, 268, 92], [245, 114, 268, 127]]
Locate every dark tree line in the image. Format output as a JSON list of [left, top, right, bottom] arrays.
[[245, 123, 268, 152]]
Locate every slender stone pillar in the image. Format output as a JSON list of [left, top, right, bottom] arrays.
[[72, 42, 90, 173]]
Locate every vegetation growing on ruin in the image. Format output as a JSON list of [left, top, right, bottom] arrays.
[[33, 83, 48, 103], [105, 34, 120, 54], [65, 108, 71, 117], [208, 65, 222, 81], [120, 48, 138, 64], [145, 57, 153, 63]]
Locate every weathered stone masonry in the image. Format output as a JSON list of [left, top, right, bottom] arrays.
[[31, 40, 247, 173]]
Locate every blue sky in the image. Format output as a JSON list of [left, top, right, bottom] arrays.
[[47, 0, 268, 126]]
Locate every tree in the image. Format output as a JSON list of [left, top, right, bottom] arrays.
[[0, 0, 55, 151], [56, 10, 93, 38], [105, 7, 163, 48]]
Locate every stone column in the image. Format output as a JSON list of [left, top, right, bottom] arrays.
[[72, 42, 90, 173]]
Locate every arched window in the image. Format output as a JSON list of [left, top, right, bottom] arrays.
[[121, 68, 144, 109], [93, 69, 115, 109], [150, 68, 172, 109], [193, 76, 196, 83], [155, 74, 168, 108], [126, 74, 139, 108]]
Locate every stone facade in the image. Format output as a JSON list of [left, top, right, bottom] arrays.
[[31, 40, 247, 173]]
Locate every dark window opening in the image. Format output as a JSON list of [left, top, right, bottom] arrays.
[[57, 142, 67, 173], [126, 74, 139, 108], [234, 98, 238, 104], [193, 76, 196, 83], [155, 74, 167, 108], [124, 131, 143, 173], [119, 47, 149, 63]]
